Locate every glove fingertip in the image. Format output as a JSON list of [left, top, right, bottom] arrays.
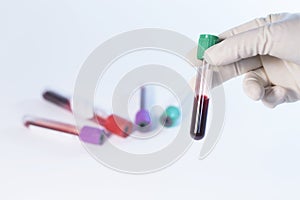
[[262, 101, 277, 109], [262, 86, 287, 108], [243, 79, 265, 101]]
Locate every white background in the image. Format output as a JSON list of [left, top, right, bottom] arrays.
[[1, 0, 300, 199]]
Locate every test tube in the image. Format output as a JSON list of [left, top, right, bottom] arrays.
[[23, 116, 107, 145], [190, 34, 219, 140], [135, 86, 151, 128], [43, 90, 134, 137]]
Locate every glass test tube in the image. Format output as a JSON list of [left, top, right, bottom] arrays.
[[190, 34, 219, 140], [43, 90, 134, 137], [190, 60, 213, 140], [135, 86, 151, 127], [23, 116, 107, 145]]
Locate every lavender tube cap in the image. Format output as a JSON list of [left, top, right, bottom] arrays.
[[135, 109, 151, 128], [79, 126, 106, 145]]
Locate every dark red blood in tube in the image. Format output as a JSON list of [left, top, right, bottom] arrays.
[[190, 95, 209, 140]]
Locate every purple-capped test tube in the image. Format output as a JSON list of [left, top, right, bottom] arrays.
[[23, 116, 107, 145], [135, 86, 151, 128]]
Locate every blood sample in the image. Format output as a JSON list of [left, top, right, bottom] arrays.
[[23, 116, 107, 145], [190, 34, 219, 140], [43, 90, 72, 111], [43, 90, 134, 137], [190, 95, 209, 140]]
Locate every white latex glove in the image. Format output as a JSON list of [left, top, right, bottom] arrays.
[[204, 13, 300, 108]]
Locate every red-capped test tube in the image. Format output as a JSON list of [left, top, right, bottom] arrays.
[[190, 34, 219, 140], [43, 90, 134, 137]]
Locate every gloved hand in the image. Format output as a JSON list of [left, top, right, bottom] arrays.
[[204, 13, 300, 108]]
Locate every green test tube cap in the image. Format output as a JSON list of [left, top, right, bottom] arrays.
[[161, 106, 181, 127], [197, 34, 219, 60]]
